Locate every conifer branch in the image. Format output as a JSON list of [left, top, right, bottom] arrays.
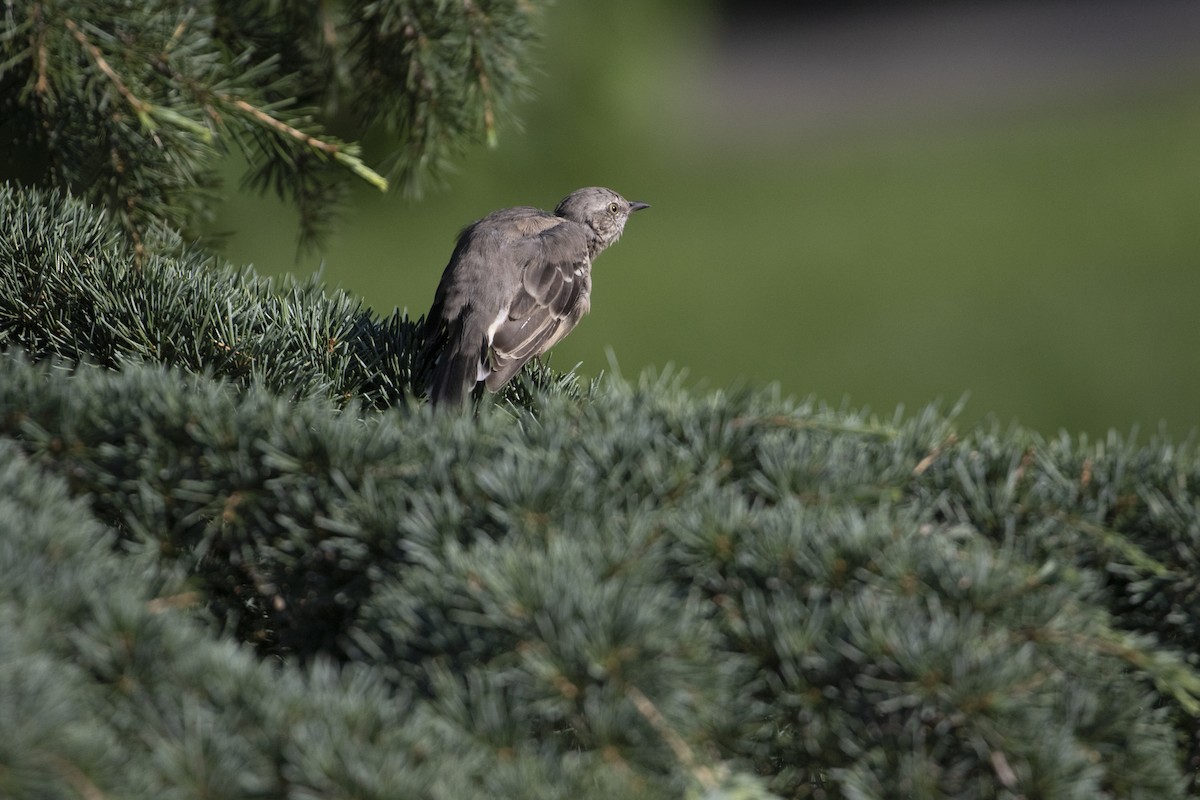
[[626, 684, 720, 791], [464, 0, 498, 147], [730, 414, 899, 438], [913, 432, 956, 475], [222, 96, 388, 191], [228, 96, 336, 156], [64, 18, 149, 122], [33, 4, 49, 95], [1057, 513, 1173, 576], [3, 0, 537, 247], [47, 753, 108, 800], [1040, 627, 1200, 716]]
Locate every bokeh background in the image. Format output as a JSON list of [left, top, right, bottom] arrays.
[[208, 0, 1200, 437]]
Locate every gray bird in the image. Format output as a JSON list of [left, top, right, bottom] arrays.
[[423, 187, 649, 407]]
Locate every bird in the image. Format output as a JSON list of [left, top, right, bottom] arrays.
[[423, 187, 649, 407]]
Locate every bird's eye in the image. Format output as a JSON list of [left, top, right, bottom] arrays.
[[608, 202, 620, 214]]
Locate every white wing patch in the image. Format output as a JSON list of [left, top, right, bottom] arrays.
[[479, 305, 510, 380]]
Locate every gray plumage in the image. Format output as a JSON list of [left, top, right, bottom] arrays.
[[424, 187, 649, 407]]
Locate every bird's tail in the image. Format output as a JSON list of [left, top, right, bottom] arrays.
[[427, 316, 486, 408]]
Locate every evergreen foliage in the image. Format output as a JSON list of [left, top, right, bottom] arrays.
[[0, 182, 425, 405], [0, 439, 659, 799], [0, 0, 542, 251], [2, 186, 1199, 798], [0, 184, 576, 409]]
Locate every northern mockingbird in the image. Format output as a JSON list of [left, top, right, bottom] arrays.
[[423, 187, 649, 407]]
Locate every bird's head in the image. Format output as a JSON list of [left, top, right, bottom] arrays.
[[555, 187, 649, 252]]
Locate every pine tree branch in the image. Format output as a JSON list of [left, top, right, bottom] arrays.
[[730, 414, 899, 438], [464, 0, 498, 147], [626, 684, 720, 792], [1039, 627, 1200, 716], [47, 753, 108, 800], [1058, 512, 1174, 576], [912, 432, 956, 475], [33, 4, 49, 95], [64, 18, 149, 122], [221, 95, 388, 191]]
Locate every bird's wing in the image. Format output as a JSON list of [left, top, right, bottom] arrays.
[[485, 223, 591, 391]]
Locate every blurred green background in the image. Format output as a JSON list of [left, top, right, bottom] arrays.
[[208, 1, 1200, 437]]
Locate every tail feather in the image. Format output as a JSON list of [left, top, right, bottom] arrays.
[[428, 317, 486, 408]]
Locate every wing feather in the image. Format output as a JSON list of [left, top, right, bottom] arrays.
[[485, 224, 591, 391]]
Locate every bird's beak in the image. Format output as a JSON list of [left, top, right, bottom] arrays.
[[629, 201, 650, 212]]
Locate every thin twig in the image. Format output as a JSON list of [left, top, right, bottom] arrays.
[[147, 591, 202, 613], [464, 0, 497, 146], [228, 97, 341, 156], [626, 684, 719, 791], [913, 432, 957, 476], [47, 753, 108, 800], [65, 18, 149, 116], [477, 64, 496, 144], [32, 3, 49, 95], [223, 95, 388, 190]]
